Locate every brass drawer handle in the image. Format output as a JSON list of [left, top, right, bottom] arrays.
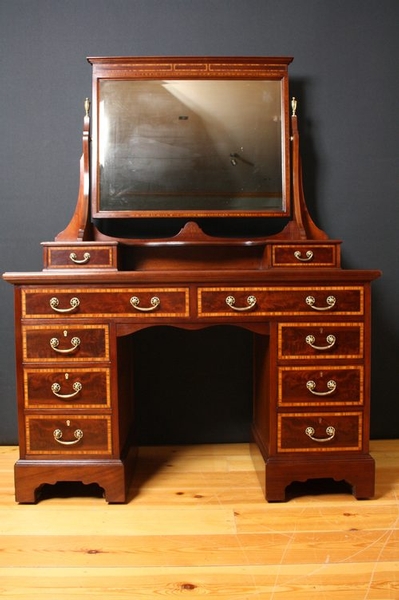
[[69, 251, 90, 265], [226, 295, 257, 312], [50, 336, 81, 354], [305, 425, 336, 443], [305, 334, 336, 350], [53, 428, 83, 445], [50, 297, 80, 313], [306, 379, 337, 396], [294, 250, 313, 262], [306, 295, 336, 311], [130, 296, 160, 312], [51, 381, 82, 399]]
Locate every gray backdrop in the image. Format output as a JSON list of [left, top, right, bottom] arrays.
[[1, 0, 398, 444]]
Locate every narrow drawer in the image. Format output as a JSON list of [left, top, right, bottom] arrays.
[[271, 243, 340, 267], [277, 412, 363, 452], [278, 365, 363, 407], [23, 367, 110, 408], [198, 286, 363, 317], [42, 243, 118, 269], [25, 415, 112, 455], [22, 324, 109, 362], [278, 323, 364, 360], [22, 287, 190, 318]]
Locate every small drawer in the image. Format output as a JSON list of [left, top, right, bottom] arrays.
[[21, 287, 190, 318], [278, 365, 363, 407], [278, 323, 364, 360], [25, 415, 112, 455], [23, 367, 110, 408], [271, 243, 340, 268], [22, 324, 109, 362], [198, 286, 363, 317], [277, 411, 363, 452], [42, 242, 118, 270]]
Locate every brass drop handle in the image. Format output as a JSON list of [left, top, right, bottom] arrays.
[[306, 295, 336, 311], [130, 296, 160, 312], [306, 334, 336, 351], [50, 336, 81, 354], [226, 295, 257, 312], [305, 426, 336, 443], [306, 379, 337, 396], [53, 428, 83, 445], [69, 252, 90, 265], [51, 381, 82, 399], [294, 250, 314, 262], [50, 297, 80, 313]]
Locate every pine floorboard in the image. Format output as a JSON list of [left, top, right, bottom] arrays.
[[0, 440, 398, 599]]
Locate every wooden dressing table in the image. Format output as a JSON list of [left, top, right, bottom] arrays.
[[3, 57, 380, 502]]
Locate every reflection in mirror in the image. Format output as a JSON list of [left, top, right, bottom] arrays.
[[98, 79, 285, 215]]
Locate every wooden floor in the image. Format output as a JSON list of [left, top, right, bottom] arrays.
[[0, 441, 398, 599]]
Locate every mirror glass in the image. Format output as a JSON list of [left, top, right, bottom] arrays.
[[97, 78, 287, 217]]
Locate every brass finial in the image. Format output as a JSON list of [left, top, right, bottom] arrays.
[[291, 97, 297, 117], [84, 97, 90, 117]]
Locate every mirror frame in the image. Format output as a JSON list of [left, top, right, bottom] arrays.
[[89, 56, 293, 219]]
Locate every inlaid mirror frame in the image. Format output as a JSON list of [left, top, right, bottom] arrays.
[[89, 56, 293, 220]]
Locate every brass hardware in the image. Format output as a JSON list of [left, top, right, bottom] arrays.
[[291, 97, 297, 117], [306, 379, 337, 396], [306, 334, 336, 351], [69, 252, 91, 265], [51, 381, 82, 399], [50, 297, 80, 313], [53, 428, 83, 445], [84, 97, 90, 117], [50, 336, 81, 354], [130, 296, 160, 312], [305, 425, 336, 443], [294, 250, 313, 262], [225, 295, 257, 312], [305, 295, 336, 311]]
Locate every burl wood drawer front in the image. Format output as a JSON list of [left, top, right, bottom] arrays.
[[23, 367, 110, 408], [198, 286, 363, 317], [22, 288, 189, 318], [25, 415, 112, 455], [278, 366, 363, 407], [22, 325, 109, 362], [278, 323, 364, 360], [271, 244, 339, 267], [277, 412, 363, 452], [43, 244, 118, 269]]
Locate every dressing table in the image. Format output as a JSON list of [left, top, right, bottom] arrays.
[[3, 57, 380, 502]]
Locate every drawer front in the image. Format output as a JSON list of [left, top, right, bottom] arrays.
[[277, 412, 363, 452], [271, 244, 339, 267], [43, 244, 118, 269], [23, 367, 110, 408], [198, 286, 363, 317], [25, 415, 112, 455], [278, 323, 364, 360], [278, 366, 363, 407], [22, 325, 109, 362], [22, 287, 190, 318]]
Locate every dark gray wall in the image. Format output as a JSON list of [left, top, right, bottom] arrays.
[[1, 0, 398, 444]]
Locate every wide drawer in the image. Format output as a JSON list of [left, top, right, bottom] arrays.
[[278, 322, 364, 360], [22, 324, 109, 362], [278, 365, 363, 407], [198, 286, 363, 317], [42, 243, 118, 270], [22, 287, 190, 318], [23, 367, 110, 408], [277, 411, 363, 452], [271, 243, 340, 267], [25, 415, 112, 455]]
